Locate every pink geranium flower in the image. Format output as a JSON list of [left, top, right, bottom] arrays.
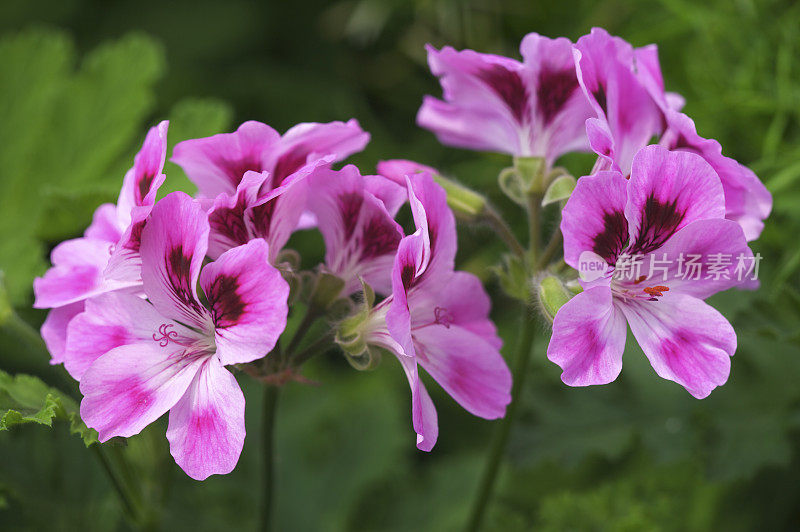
[[34, 121, 169, 367], [363, 173, 511, 450], [417, 33, 593, 165], [548, 146, 753, 398], [575, 27, 771, 240], [306, 164, 405, 295], [76, 192, 289, 480]]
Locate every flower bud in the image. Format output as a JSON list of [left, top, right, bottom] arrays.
[[537, 275, 572, 323], [433, 174, 486, 218]]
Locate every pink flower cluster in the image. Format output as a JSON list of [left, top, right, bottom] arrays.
[[416, 28, 770, 398], [34, 119, 511, 479]]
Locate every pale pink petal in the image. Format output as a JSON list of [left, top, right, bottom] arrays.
[[626, 146, 726, 255], [413, 323, 511, 420], [561, 170, 629, 268], [64, 292, 200, 381], [117, 120, 169, 220], [79, 344, 204, 441], [33, 238, 116, 308], [199, 239, 289, 365], [140, 192, 211, 329], [84, 203, 124, 243], [376, 159, 438, 186], [396, 354, 438, 451], [172, 121, 282, 198], [620, 293, 735, 399], [363, 174, 407, 217], [166, 357, 246, 480], [547, 286, 627, 386], [41, 302, 84, 365]]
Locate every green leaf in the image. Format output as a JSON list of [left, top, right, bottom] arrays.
[[541, 174, 576, 206], [0, 369, 97, 446]]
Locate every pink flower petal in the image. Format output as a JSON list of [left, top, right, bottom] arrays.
[[166, 356, 246, 480], [41, 302, 84, 365], [547, 286, 628, 386], [199, 239, 289, 365], [396, 355, 438, 452]]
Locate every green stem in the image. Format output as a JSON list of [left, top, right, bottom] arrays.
[[92, 445, 142, 525], [482, 207, 525, 258], [537, 225, 563, 270], [290, 330, 335, 368], [285, 308, 320, 357], [527, 193, 541, 264], [465, 312, 536, 532], [261, 385, 280, 532]]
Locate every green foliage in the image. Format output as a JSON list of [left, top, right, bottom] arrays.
[[0, 369, 97, 446]]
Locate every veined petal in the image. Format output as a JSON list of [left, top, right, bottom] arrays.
[[637, 218, 753, 299], [84, 203, 124, 243], [620, 294, 735, 399], [166, 357, 246, 480], [206, 170, 268, 259], [417, 45, 529, 156], [661, 110, 771, 241], [199, 239, 289, 365], [386, 233, 426, 357], [141, 192, 211, 329], [405, 172, 456, 286], [64, 292, 200, 381], [172, 121, 282, 199], [626, 145, 725, 255], [307, 165, 403, 295], [413, 324, 511, 420], [561, 170, 629, 268], [117, 120, 169, 221], [33, 238, 116, 308], [271, 119, 370, 186], [396, 354, 438, 452], [41, 302, 84, 365], [547, 286, 627, 386], [79, 343, 204, 442]]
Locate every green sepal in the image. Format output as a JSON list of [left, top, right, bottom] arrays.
[[541, 174, 577, 206]]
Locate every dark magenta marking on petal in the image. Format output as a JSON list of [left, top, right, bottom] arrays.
[[338, 192, 364, 237], [630, 194, 684, 255], [361, 215, 401, 260], [209, 195, 250, 249], [137, 173, 155, 204], [592, 210, 629, 264], [125, 220, 146, 251], [401, 263, 416, 291], [217, 154, 264, 189], [205, 274, 246, 329], [248, 200, 276, 240], [477, 64, 529, 123], [166, 246, 204, 314], [536, 67, 579, 124], [272, 147, 309, 188], [593, 83, 608, 115]]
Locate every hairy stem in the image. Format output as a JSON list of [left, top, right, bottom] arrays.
[[261, 385, 280, 532], [537, 225, 563, 270], [482, 207, 525, 258], [465, 312, 536, 532], [92, 445, 143, 525], [527, 193, 542, 264]]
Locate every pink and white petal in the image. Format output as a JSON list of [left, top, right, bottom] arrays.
[[638, 218, 753, 299], [33, 238, 115, 308], [547, 286, 627, 386], [206, 170, 267, 259], [84, 203, 124, 243], [117, 121, 169, 217], [396, 354, 439, 452], [199, 239, 289, 365], [561, 170, 629, 268], [620, 294, 735, 399], [172, 121, 282, 199], [166, 357, 245, 480], [79, 343, 204, 441], [41, 302, 84, 365], [626, 145, 726, 255], [141, 192, 211, 329], [414, 324, 511, 419], [271, 119, 370, 185], [409, 271, 501, 350], [64, 292, 200, 381]]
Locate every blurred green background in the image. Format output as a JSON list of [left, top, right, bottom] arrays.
[[2, 0, 800, 530]]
